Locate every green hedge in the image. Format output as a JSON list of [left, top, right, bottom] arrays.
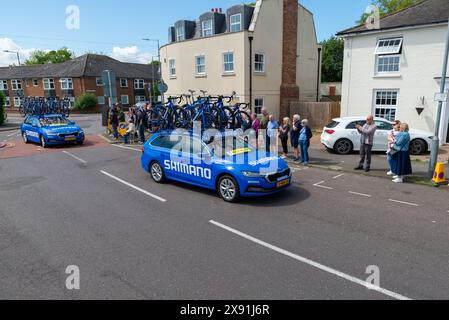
[[0, 91, 5, 126], [75, 93, 98, 111]]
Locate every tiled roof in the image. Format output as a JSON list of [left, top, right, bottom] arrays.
[[0, 54, 158, 80], [337, 0, 449, 36]]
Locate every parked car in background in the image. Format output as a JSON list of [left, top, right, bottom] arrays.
[[321, 117, 433, 155]]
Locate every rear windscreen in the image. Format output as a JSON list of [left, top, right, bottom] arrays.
[[326, 121, 340, 129]]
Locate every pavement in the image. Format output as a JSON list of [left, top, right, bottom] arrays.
[[2, 120, 449, 299]]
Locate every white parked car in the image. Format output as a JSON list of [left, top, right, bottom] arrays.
[[321, 117, 433, 155]]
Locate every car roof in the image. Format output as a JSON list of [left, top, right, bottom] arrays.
[[331, 116, 392, 123]]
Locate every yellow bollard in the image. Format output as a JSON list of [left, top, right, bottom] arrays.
[[432, 162, 449, 187]]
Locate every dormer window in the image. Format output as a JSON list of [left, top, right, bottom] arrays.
[[176, 26, 185, 41], [202, 20, 213, 37], [230, 13, 242, 32]]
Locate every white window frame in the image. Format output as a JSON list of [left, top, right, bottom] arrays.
[[97, 96, 105, 105], [134, 79, 145, 90], [96, 77, 103, 86], [0, 80, 7, 90], [4, 96, 10, 107], [176, 26, 185, 41], [135, 96, 146, 103], [230, 14, 242, 32], [13, 96, 22, 107], [254, 97, 264, 115], [373, 89, 399, 122], [43, 78, 55, 90], [11, 79, 22, 90], [223, 52, 235, 73], [202, 20, 213, 37], [120, 78, 128, 88], [32, 79, 38, 87], [121, 95, 129, 105], [375, 37, 403, 55], [376, 54, 401, 73], [195, 55, 206, 75], [60, 78, 73, 90], [169, 59, 176, 77], [255, 53, 266, 73], [67, 97, 75, 109]]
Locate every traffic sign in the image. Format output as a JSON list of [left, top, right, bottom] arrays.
[[102, 70, 117, 99], [158, 81, 168, 94]]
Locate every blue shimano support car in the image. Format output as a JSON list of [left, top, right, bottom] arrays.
[[21, 114, 85, 148], [141, 130, 292, 202]]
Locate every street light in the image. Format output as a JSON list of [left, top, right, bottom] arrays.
[[3, 50, 24, 99], [3, 50, 21, 66], [142, 38, 161, 101]]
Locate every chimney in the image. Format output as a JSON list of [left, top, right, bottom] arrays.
[[279, 0, 300, 119]]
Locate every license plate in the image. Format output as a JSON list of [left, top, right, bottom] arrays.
[[65, 137, 76, 141], [277, 179, 290, 188]]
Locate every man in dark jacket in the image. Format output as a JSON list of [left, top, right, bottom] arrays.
[[109, 105, 119, 140]]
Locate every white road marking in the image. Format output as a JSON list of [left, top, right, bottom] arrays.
[[349, 191, 372, 198], [333, 174, 345, 179], [100, 170, 167, 203], [313, 181, 334, 190], [388, 199, 419, 207], [62, 151, 87, 164], [210, 220, 411, 301], [111, 144, 142, 152]]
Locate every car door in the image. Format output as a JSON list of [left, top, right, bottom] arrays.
[[189, 137, 214, 188], [26, 117, 41, 143], [346, 120, 365, 151], [159, 134, 183, 180], [373, 120, 393, 151], [22, 116, 33, 139]]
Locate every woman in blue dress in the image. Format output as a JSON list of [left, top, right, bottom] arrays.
[[391, 123, 412, 183]]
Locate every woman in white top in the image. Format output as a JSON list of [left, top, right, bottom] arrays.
[[387, 120, 401, 176]]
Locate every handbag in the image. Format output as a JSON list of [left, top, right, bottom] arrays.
[[389, 145, 402, 156]]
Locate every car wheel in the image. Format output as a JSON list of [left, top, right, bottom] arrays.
[[40, 135, 47, 148], [150, 161, 165, 183], [218, 175, 240, 203], [410, 139, 426, 155], [22, 132, 29, 144], [334, 139, 353, 155], [325, 147, 335, 154]]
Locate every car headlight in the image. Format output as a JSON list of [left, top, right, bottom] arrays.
[[45, 131, 57, 137], [242, 171, 266, 178]]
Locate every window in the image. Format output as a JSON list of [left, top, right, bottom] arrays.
[[202, 20, 213, 37], [373, 90, 399, 122], [135, 96, 146, 103], [4, 96, 10, 107], [255, 53, 265, 73], [120, 78, 128, 87], [43, 78, 55, 90], [374, 120, 393, 131], [25, 79, 29, 87], [60, 78, 73, 90], [254, 97, 264, 115], [11, 80, 22, 90], [150, 135, 183, 150], [230, 14, 242, 32], [195, 55, 206, 75], [377, 55, 400, 73], [134, 79, 145, 89], [346, 121, 366, 130], [169, 59, 176, 77], [0, 80, 7, 90], [98, 96, 105, 105], [32, 79, 38, 87], [375, 37, 403, 55], [176, 26, 185, 41], [96, 77, 103, 86], [223, 52, 234, 73], [13, 96, 22, 107], [121, 95, 129, 105]]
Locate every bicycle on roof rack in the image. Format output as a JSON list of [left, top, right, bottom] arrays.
[[19, 96, 71, 118]]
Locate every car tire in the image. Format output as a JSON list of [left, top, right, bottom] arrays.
[[22, 132, 29, 144], [150, 161, 166, 183], [325, 147, 336, 154], [40, 135, 47, 148], [334, 139, 353, 155], [218, 175, 240, 203], [410, 139, 427, 156]]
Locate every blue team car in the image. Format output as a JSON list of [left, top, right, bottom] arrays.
[[141, 131, 292, 202], [21, 114, 85, 148]]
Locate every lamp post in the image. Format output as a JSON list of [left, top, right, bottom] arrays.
[[142, 38, 161, 102], [3, 50, 21, 66]]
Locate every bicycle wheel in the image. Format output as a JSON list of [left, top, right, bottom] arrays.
[[173, 106, 189, 129], [232, 111, 252, 130]]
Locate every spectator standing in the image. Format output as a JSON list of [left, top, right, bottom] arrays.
[[267, 115, 279, 153], [260, 108, 270, 151], [279, 117, 291, 157], [387, 120, 401, 176], [123, 119, 136, 144], [390, 123, 412, 183], [251, 113, 261, 149], [290, 115, 301, 161], [354, 115, 377, 172], [298, 119, 313, 165], [137, 108, 146, 144]]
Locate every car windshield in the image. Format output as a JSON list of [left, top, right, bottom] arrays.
[[207, 136, 255, 158], [40, 117, 70, 127]]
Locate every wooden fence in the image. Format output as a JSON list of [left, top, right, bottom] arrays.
[[288, 102, 341, 130]]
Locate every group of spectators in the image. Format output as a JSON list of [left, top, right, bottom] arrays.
[[109, 103, 151, 145], [355, 115, 412, 183]]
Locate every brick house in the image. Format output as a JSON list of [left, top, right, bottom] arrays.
[[0, 54, 159, 111]]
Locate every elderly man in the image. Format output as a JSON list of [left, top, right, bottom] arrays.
[[355, 115, 377, 172]]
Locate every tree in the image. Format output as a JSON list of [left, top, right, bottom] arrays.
[[24, 47, 75, 65], [358, 0, 418, 24], [320, 36, 344, 83], [0, 91, 5, 126], [75, 93, 97, 111]]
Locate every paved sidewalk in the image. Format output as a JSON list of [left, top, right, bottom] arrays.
[[0, 122, 20, 132]]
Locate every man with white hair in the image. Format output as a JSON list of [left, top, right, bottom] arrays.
[[290, 114, 302, 161], [355, 115, 377, 172]]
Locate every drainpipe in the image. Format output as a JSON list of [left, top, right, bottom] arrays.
[[249, 34, 254, 114], [316, 47, 322, 102]]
